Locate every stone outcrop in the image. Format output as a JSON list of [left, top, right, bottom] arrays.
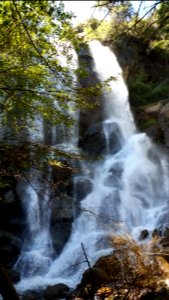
[[78, 46, 105, 155]]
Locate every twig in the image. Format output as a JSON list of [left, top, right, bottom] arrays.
[[81, 243, 96, 299]]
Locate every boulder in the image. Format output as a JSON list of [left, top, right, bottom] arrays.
[[74, 177, 93, 202], [79, 122, 107, 156], [103, 121, 123, 154], [78, 254, 120, 291], [44, 283, 69, 300], [51, 222, 72, 254]]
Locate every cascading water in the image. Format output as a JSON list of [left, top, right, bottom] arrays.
[[16, 41, 169, 293], [15, 119, 54, 279]]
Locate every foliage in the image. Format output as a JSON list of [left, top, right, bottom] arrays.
[[129, 72, 169, 106], [0, 0, 101, 132], [78, 0, 169, 107], [94, 234, 168, 299], [0, 1, 110, 191], [0, 1, 74, 128]]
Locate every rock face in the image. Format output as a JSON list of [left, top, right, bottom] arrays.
[[79, 122, 107, 156], [74, 177, 93, 202], [78, 46, 105, 156], [0, 177, 24, 286], [50, 159, 75, 254]]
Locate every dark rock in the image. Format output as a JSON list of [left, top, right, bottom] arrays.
[[145, 124, 163, 142], [0, 231, 22, 252], [74, 177, 93, 202], [4, 190, 16, 204], [109, 162, 123, 177], [44, 283, 69, 300], [22, 295, 36, 300], [103, 121, 123, 154], [0, 263, 20, 300], [65, 290, 76, 300], [79, 122, 107, 156], [0, 246, 18, 267], [51, 195, 74, 223], [6, 269, 20, 283], [78, 254, 119, 292], [0, 184, 24, 236], [22, 290, 44, 300], [139, 229, 149, 240], [51, 222, 72, 254], [78, 45, 104, 151], [80, 267, 109, 286], [0, 231, 22, 267], [162, 227, 169, 239], [140, 288, 169, 300]]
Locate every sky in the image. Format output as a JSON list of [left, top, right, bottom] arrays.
[[63, 1, 156, 25]]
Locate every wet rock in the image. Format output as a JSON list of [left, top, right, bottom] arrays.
[[79, 122, 107, 156], [51, 195, 74, 223], [109, 162, 123, 177], [44, 283, 70, 300], [139, 229, 149, 240], [51, 222, 72, 254], [104, 122, 123, 154], [78, 45, 104, 150], [74, 177, 93, 202], [104, 174, 120, 187]]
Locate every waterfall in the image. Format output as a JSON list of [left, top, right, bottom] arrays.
[[16, 41, 169, 292]]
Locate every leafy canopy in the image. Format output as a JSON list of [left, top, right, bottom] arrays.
[[0, 0, 88, 131]]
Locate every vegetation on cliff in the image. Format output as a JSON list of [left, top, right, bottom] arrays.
[[77, 0, 169, 107]]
